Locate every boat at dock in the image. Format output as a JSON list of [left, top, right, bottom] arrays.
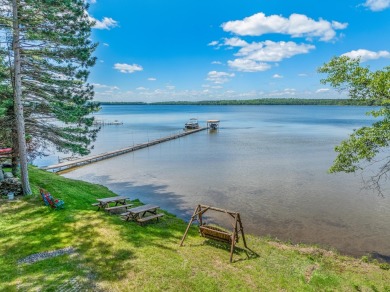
[[207, 120, 220, 130], [184, 118, 199, 129]]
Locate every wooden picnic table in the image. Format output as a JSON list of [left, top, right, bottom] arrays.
[[121, 204, 164, 224], [94, 196, 131, 211]]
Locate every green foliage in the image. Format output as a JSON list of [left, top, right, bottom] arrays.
[[318, 56, 372, 100], [318, 56, 390, 102], [318, 57, 390, 191], [329, 120, 390, 173], [0, 49, 14, 148], [380, 263, 390, 270], [361, 255, 370, 263], [0, 0, 100, 157]]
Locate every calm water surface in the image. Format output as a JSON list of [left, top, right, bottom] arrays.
[[55, 105, 389, 257]]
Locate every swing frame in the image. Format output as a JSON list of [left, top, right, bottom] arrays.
[[180, 204, 248, 262]]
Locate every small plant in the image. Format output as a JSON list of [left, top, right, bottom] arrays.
[[379, 263, 390, 270], [370, 285, 379, 292], [353, 284, 362, 291], [361, 255, 369, 263], [307, 255, 315, 261]]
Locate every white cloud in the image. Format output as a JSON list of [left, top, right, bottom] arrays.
[[209, 19, 320, 74], [342, 49, 390, 62], [92, 17, 118, 30], [331, 21, 348, 30], [298, 73, 308, 77], [166, 85, 175, 90], [228, 59, 271, 72], [92, 83, 119, 90], [221, 39, 314, 72], [268, 88, 297, 96], [316, 88, 330, 93], [114, 63, 143, 74], [148, 77, 157, 81], [136, 87, 148, 91], [273, 74, 283, 78], [222, 12, 347, 41], [103, 43, 109, 46], [211, 61, 223, 65], [236, 40, 315, 62], [208, 41, 219, 46], [206, 71, 235, 84], [224, 37, 249, 47], [364, 0, 390, 11]]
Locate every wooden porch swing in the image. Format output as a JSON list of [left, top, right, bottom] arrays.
[[180, 204, 248, 262]]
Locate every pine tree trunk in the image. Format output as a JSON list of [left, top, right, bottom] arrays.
[[12, 0, 31, 195], [11, 120, 19, 177]]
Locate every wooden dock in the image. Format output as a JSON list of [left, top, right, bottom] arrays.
[[42, 127, 206, 172], [93, 119, 123, 126]]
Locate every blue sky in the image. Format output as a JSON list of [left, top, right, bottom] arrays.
[[87, 0, 390, 102]]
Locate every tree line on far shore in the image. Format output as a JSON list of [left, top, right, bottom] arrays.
[[97, 98, 379, 106]]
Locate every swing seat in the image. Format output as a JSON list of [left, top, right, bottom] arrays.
[[180, 205, 248, 263], [199, 225, 238, 244]]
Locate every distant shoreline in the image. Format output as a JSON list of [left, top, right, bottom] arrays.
[[96, 98, 377, 106]]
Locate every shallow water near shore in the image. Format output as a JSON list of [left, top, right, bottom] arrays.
[[47, 104, 390, 258]]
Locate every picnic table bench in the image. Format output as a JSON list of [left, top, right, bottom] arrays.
[[121, 204, 164, 225], [104, 204, 133, 212], [93, 196, 131, 211]]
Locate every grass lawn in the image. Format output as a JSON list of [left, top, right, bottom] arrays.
[[0, 167, 389, 291]]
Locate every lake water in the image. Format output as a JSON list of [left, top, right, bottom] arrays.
[[47, 105, 390, 258]]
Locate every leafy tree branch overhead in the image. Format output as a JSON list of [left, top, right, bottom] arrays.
[[318, 56, 390, 194]]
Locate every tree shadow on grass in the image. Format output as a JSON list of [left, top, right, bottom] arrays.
[[113, 214, 187, 249], [0, 203, 139, 287], [63, 173, 197, 219], [16, 255, 98, 291]]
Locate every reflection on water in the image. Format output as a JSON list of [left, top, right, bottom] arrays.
[[59, 105, 390, 257]]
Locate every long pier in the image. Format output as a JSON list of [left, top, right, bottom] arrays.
[[43, 127, 207, 172]]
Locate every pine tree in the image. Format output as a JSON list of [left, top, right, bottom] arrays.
[[0, 48, 18, 176], [0, 0, 99, 194]]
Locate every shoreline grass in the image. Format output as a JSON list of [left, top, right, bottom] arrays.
[[0, 167, 389, 291]]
